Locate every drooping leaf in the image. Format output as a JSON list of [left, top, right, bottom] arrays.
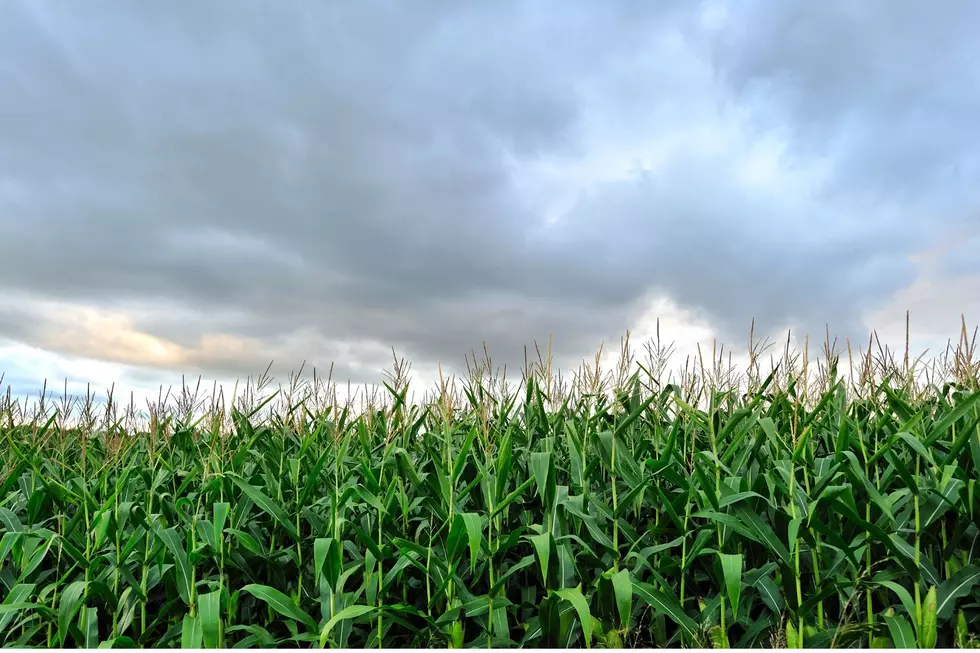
[[227, 473, 299, 540], [884, 613, 917, 649], [156, 528, 193, 607], [633, 581, 697, 640], [937, 565, 980, 621], [242, 584, 318, 632], [319, 605, 375, 648]]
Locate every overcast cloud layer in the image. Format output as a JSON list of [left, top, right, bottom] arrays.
[[1, 0, 978, 395]]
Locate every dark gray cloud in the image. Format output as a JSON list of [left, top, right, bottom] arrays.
[[1, 0, 978, 384], [709, 1, 980, 215]]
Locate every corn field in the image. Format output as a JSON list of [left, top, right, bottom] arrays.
[[2, 324, 980, 648]]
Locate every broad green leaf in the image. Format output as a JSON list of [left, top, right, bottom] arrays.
[[319, 605, 375, 648], [928, 390, 980, 442], [314, 537, 343, 591], [0, 531, 19, 566], [530, 451, 555, 507], [227, 473, 299, 540], [157, 527, 193, 606], [225, 624, 277, 648], [213, 502, 230, 538], [554, 587, 593, 648], [181, 613, 203, 649], [787, 517, 802, 557], [490, 477, 535, 519], [452, 427, 478, 484], [735, 505, 791, 567], [0, 583, 35, 631], [98, 636, 138, 649], [877, 579, 916, 619], [596, 431, 643, 488], [0, 507, 23, 533], [528, 532, 553, 587], [884, 613, 916, 649], [58, 581, 86, 647], [752, 573, 783, 614], [458, 512, 483, 571], [490, 554, 537, 597], [633, 581, 697, 640], [608, 568, 632, 631], [242, 584, 318, 632], [199, 590, 222, 648], [719, 553, 743, 619], [937, 564, 980, 621], [83, 607, 99, 649]]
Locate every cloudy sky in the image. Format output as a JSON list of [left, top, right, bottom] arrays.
[[1, 0, 978, 402]]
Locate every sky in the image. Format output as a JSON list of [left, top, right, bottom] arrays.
[[1, 0, 979, 406]]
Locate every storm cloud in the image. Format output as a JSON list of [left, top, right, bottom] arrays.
[[1, 0, 977, 391]]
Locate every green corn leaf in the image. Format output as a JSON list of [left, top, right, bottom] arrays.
[[876, 579, 916, 619], [225, 624, 278, 647], [314, 537, 343, 591], [752, 573, 784, 614], [596, 431, 643, 488], [928, 390, 980, 442], [921, 479, 965, 529], [242, 584, 318, 632], [528, 532, 553, 587], [787, 516, 802, 557], [719, 552, 743, 619], [0, 531, 19, 566], [897, 432, 936, 467], [884, 613, 917, 648], [453, 427, 478, 485], [936, 565, 980, 621], [181, 613, 203, 649], [83, 607, 99, 649], [0, 584, 35, 631], [490, 555, 538, 597], [57, 581, 86, 647], [613, 392, 658, 440], [199, 590, 222, 648], [98, 635, 138, 649], [227, 473, 299, 540], [633, 581, 697, 640], [495, 427, 516, 501], [487, 477, 534, 519], [609, 568, 632, 631], [554, 587, 593, 648], [354, 486, 386, 514], [458, 512, 483, 571], [157, 527, 193, 606], [213, 502, 230, 538], [941, 411, 980, 466], [0, 507, 23, 533], [530, 451, 555, 507], [734, 506, 791, 567], [226, 528, 264, 556], [319, 605, 375, 648]]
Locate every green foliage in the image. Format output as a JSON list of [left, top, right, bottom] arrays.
[[2, 331, 980, 648]]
